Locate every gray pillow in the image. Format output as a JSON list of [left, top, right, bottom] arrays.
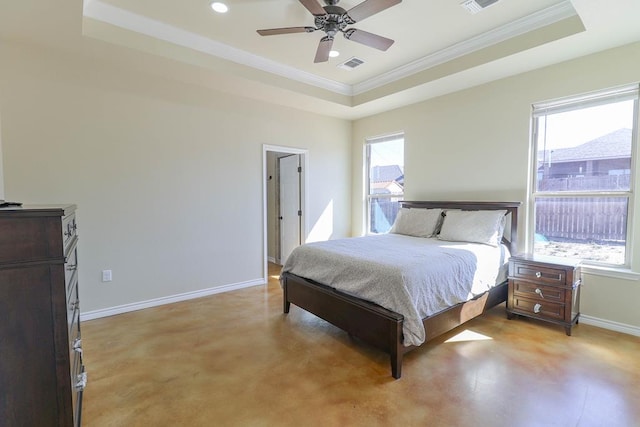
[[389, 208, 443, 238], [438, 210, 507, 246]]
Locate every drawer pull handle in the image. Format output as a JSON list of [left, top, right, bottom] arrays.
[[66, 264, 77, 271], [534, 303, 542, 314], [73, 338, 83, 355], [535, 271, 542, 278], [75, 372, 87, 392], [535, 288, 545, 299]]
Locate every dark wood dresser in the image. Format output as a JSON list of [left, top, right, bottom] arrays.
[[507, 254, 581, 336], [0, 205, 85, 426]]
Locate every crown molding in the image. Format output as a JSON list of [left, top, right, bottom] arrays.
[[83, 0, 577, 98], [352, 1, 578, 95], [82, 0, 353, 96]]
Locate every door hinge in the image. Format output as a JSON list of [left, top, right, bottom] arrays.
[[297, 166, 302, 173], [298, 210, 302, 216]]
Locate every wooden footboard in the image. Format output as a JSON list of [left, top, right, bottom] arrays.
[[282, 271, 508, 379]]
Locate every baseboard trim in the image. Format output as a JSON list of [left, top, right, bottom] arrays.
[[579, 314, 640, 337], [81, 278, 265, 321], [268, 256, 277, 264]]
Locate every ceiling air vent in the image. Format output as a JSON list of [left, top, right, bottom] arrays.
[[337, 57, 365, 71], [460, 0, 500, 14]]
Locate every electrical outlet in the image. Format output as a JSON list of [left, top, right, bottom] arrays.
[[101, 270, 112, 282]]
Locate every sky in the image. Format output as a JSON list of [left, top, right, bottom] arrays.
[[540, 99, 634, 150], [369, 138, 404, 167]]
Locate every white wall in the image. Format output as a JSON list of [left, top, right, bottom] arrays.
[[0, 40, 351, 313], [353, 41, 640, 331]]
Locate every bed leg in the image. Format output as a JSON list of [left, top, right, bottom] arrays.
[[391, 322, 403, 379], [282, 280, 291, 314], [391, 352, 402, 379]]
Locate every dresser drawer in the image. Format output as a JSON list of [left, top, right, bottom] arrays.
[[65, 245, 78, 291], [511, 295, 565, 321], [71, 338, 84, 383], [510, 262, 566, 286], [74, 365, 86, 427], [62, 213, 77, 252], [67, 273, 79, 312], [70, 334, 82, 371], [68, 300, 80, 337], [0, 216, 64, 263], [511, 280, 565, 303]]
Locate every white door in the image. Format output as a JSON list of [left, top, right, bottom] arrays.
[[279, 154, 301, 264]]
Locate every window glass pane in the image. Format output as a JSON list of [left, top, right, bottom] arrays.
[[534, 197, 627, 265], [368, 138, 404, 196], [369, 196, 403, 234], [536, 100, 634, 192], [366, 135, 404, 234]]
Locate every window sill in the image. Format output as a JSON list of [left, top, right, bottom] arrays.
[[581, 264, 640, 281]]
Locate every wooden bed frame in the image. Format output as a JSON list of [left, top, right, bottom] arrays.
[[281, 201, 521, 379]]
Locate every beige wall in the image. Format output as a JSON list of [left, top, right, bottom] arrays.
[[353, 41, 640, 330], [0, 40, 351, 313]]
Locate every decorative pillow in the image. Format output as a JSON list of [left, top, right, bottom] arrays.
[[389, 208, 443, 238], [438, 210, 507, 246]]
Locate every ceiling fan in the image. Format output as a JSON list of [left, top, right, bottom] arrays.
[[257, 0, 402, 63]]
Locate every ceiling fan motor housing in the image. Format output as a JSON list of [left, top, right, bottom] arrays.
[[315, 5, 353, 38]]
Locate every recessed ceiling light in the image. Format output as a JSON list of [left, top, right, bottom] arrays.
[[210, 2, 228, 13], [329, 50, 340, 58]]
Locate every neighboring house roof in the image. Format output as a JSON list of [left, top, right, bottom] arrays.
[[371, 164, 404, 183], [370, 181, 403, 194], [539, 128, 632, 164]]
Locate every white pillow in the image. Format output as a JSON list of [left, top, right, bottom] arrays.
[[438, 210, 507, 246], [389, 208, 442, 238]]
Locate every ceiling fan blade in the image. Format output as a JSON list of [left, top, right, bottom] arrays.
[[314, 37, 334, 63], [343, 28, 394, 51], [257, 27, 315, 36], [346, 0, 402, 22], [299, 0, 327, 16]]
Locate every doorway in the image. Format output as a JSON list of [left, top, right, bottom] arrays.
[[278, 154, 302, 265], [263, 145, 308, 282]]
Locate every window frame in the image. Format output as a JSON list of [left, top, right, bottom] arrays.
[[365, 132, 405, 235], [528, 84, 640, 268]]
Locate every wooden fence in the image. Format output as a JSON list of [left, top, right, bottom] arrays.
[[370, 198, 401, 233], [538, 174, 630, 192], [536, 197, 627, 243]]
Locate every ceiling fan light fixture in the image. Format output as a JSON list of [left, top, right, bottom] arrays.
[[257, 0, 402, 63], [329, 50, 340, 58], [210, 2, 228, 14]]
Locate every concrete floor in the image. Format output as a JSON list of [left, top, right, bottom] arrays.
[[81, 264, 640, 426]]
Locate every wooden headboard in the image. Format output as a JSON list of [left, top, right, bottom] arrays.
[[400, 201, 521, 254]]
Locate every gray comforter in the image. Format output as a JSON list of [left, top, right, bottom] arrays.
[[282, 233, 509, 346]]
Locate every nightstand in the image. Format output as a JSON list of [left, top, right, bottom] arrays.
[[507, 254, 581, 335]]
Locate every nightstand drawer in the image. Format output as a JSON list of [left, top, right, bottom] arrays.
[[510, 262, 566, 285], [511, 296, 565, 321], [511, 280, 564, 303]]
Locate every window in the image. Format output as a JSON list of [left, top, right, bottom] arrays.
[[530, 84, 639, 266], [366, 133, 404, 234]]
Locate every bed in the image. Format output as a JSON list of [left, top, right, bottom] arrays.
[[280, 201, 521, 379]]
